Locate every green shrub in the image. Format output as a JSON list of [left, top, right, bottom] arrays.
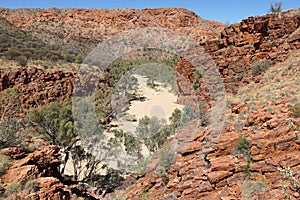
[[123, 114, 137, 122], [0, 118, 21, 149], [237, 136, 252, 176], [124, 132, 142, 156], [134, 158, 150, 175], [192, 68, 204, 90], [169, 108, 182, 132], [4, 182, 22, 196], [4, 49, 20, 59], [251, 60, 272, 76], [158, 142, 174, 170], [237, 136, 250, 154], [24, 179, 40, 193], [289, 106, 300, 117], [26, 100, 76, 147], [155, 142, 174, 184], [16, 55, 27, 67], [0, 155, 11, 176], [136, 116, 166, 152]]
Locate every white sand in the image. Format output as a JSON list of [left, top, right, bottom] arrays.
[[64, 75, 184, 176], [115, 75, 184, 134]]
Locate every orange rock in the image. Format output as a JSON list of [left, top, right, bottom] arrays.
[[207, 171, 233, 183], [2, 165, 39, 186]]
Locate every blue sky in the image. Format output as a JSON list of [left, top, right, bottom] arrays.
[[0, 0, 299, 23]]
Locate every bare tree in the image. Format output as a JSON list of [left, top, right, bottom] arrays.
[[270, 2, 282, 13]]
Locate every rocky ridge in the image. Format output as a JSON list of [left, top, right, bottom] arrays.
[[113, 42, 300, 198], [206, 11, 300, 93], [0, 8, 224, 54], [176, 10, 300, 93]]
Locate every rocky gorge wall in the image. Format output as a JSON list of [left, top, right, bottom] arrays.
[[175, 10, 300, 93], [123, 99, 300, 199], [0, 67, 74, 114], [205, 10, 300, 92], [1, 10, 299, 115], [120, 10, 300, 200], [0, 8, 299, 199]]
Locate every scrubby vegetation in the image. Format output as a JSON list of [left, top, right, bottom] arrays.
[[4, 182, 23, 197], [237, 135, 250, 154], [26, 100, 76, 147], [0, 87, 22, 149], [289, 106, 300, 117], [0, 18, 83, 67], [155, 142, 174, 184], [26, 99, 106, 182], [105, 55, 178, 85], [24, 179, 40, 193], [251, 59, 272, 76], [0, 155, 11, 176], [192, 67, 205, 90], [110, 129, 142, 156], [237, 135, 252, 177]]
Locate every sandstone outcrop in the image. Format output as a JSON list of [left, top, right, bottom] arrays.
[[0, 145, 77, 199], [203, 11, 300, 92], [0, 67, 74, 114], [1, 145, 61, 186], [124, 96, 300, 200]]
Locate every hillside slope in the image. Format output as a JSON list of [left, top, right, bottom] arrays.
[[0, 8, 224, 54]]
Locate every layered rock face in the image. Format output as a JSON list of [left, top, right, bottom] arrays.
[[203, 11, 300, 92], [0, 67, 74, 114], [167, 11, 300, 101], [0, 145, 74, 199], [124, 101, 300, 199]]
